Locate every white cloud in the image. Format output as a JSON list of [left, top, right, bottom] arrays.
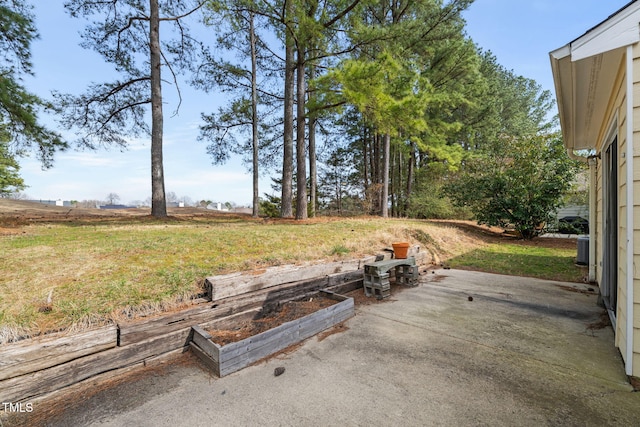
[[58, 153, 120, 168]]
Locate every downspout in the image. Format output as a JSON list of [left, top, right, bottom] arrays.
[[588, 157, 597, 283], [566, 150, 588, 163], [625, 45, 634, 377], [566, 149, 596, 282]]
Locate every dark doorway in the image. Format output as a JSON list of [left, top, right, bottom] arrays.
[[602, 137, 618, 324]]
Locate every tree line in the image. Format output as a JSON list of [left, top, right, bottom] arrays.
[[0, 0, 581, 237]]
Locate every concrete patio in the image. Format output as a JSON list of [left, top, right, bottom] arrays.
[[9, 269, 640, 426]]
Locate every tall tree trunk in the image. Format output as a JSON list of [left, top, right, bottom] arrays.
[[389, 144, 394, 217], [397, 147, 403, 217], [308, 66, 317, 218], [372, 133, 380, 213], [406, 140, 415, 214], [368, 129, 379, 214], [295, 50, 307, 220], [338, 178, 342, 214], [392, 145, 398, 217], [363, 126, 369, 193], [381, 133, 390, 218], [250, 10, 259, 218], [281, 5, 294, 218], [394, 147, 405, 217], [308, 115, 316, 216], [149, 0, 166, 218]]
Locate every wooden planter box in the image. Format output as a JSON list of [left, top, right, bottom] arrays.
[[189, 290, 354, 377]]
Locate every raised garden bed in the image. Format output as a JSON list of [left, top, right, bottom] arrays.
[[189, 290, 354, 377]]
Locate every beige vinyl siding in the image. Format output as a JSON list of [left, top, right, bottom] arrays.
[[611, 44, 640, 374], [595, 54, 626, 292], [632, 45, 640, 375], [593, 49, 627, 356], [617, 79, 627, 356], [551, 4, 640, 379]]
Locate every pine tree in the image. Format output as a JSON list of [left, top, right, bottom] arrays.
[[57, 0, 205, 218], [0, 0, 66, 168]]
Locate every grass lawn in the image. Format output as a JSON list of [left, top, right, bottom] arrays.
[[447, 242, 585, 283], [0, 204, 585, 342]]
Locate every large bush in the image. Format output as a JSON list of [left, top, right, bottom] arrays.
[[445, 133, 581, 239]]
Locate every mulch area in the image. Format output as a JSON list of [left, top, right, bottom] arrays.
[[205, 281, 411, 346], [206, 295, 340, 345]]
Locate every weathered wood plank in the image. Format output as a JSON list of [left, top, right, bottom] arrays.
[[206, 258, 371, 301], [0, 325, 118, 381], [318, 290, 348, 301], [28, 348, 186, 406], [297, 307, 353, 338], [191, 326, 220, 363], [219, 330, 301, 377], [116, 297, 209, 339], [118, 276, 329, 346], [198, 308, 261, 332], [0, 326, 192, 402], [189, 342, 220, 376], [327, 269, 366, 287], [229, 276, 328, 312], [219, 336, 298, 376], [117, 302, 235, 347], [326, 279, 363, 295], [219, 321, 301, 363], [295, 303, 353, 336]]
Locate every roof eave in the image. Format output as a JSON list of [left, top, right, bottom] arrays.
[[550, 1, 640, 152]]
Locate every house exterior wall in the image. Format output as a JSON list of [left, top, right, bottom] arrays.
[[551, 1, 640, 379], [632, 44, 640, 373], [617, 61, 628, 360], [594, 53, 625, 294], [593, 45, 638, 372]]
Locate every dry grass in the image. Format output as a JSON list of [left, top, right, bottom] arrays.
[[0, 201, 581, 343], [0, 207, 485, 343]]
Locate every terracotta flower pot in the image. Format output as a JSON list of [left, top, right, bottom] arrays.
[[392, 242, 410, 259]]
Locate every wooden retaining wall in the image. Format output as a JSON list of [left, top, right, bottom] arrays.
[[0, 248, 427, 403], [204, 246, 426, 302], [205, 258, 375, 301], [1, 327, 193, 403], [0, 326, 118, 382]]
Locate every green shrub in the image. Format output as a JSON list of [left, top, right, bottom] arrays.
[[259, 195, 281, 218]]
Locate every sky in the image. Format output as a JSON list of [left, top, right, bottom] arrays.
[[15, 0, 633, 206]]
